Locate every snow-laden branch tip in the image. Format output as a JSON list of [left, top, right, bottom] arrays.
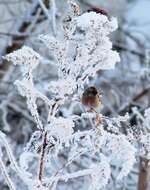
[[39, 11, 120, 98], [4, 46, 42, 71]]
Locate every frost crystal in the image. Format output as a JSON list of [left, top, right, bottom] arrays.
[[48, 78, 76, 98], [76, 12, 118, 32], [15, 79, 43, 129], [89, 155, 111, 190], [105, 134, 136, 180], [5, 46, 41, 72], [47, 117, 74, 145]]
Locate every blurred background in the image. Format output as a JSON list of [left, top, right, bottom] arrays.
[[0, 0, 150, 189]]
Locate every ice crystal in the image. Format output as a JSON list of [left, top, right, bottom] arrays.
[[46, 117, 74, 146], [15, 79, 43, 129], [105, 134, 136, 180], [5, 46, 41, 73], [89, 155, 111, 190], [48, 78, 76, 98]]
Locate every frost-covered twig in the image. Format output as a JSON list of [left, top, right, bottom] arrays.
[[51, 0, 57, 36], [0, 131, 32, 185], [138, 157, 150, 190], [0, 154, 16, 190], [38, 0, 53, 32], [49, 155, 110, 190], [38, 131, 47, 181], [54, 168, 93, 181]]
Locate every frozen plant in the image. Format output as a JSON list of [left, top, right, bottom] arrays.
[[39, 10, 120, 99], [0, 2, 137, 190]]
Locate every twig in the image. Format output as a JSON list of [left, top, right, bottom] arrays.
[[50, 168, 93, 184], [38, 0, 52, 28], [113, 42, 145, 58], [133, 87, 150, 102], [138, 157, 150, 190], [38, 131, 47, 181], [51, 0, 57, 36], [0, 155, 16, 190], [119, 27, 145, 48], [0, 131, 32, 185], [119, 86, 150, 113], [0, 32, 29, 37]]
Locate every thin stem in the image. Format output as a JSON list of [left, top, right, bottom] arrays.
[[51, 0, 57, 36], [138, 157, 150, 190], [0, 131, 32, 185], [38, 0, 53, 33], [50, 168, 93, 184], [0, 156, 16, 190], [38, 131, 47, 181]]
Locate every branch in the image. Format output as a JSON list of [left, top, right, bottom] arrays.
[[49, 168, 93, 188], [0, 156, 16, 190], [51, 0, 57, 36], [119, 86, 150, 114], [138, 157, 150, 190], [113, 42, 145, 58], [38, 131, 47, 181], [0, 131, 32, 185], [38, 0, 52, 27]]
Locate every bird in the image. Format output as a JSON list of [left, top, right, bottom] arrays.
[[81, 86, 102, 126], [81, 86, 102, 111]]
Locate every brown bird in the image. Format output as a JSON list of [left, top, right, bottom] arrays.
[[81, 86, 102, 110], [81, 86, 102, 125]]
